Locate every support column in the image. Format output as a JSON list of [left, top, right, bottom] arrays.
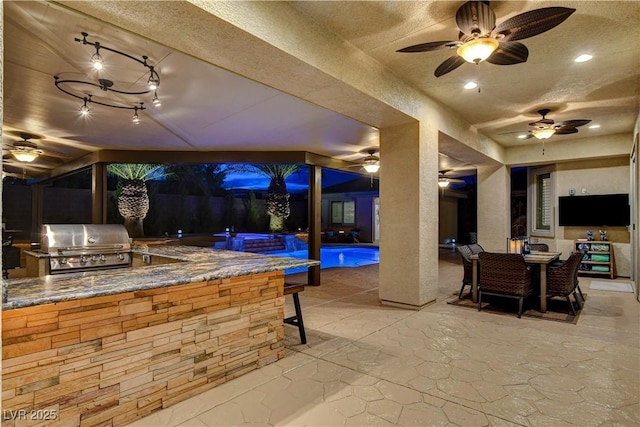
[[92, 163, 107, 224], [477, 165, 511, 251], [307, 165, 321, 286], [30, 184, 43, 243], [379, 121, 439, 308]]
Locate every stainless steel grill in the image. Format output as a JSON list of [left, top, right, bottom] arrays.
[[41, 224, 132, 274]]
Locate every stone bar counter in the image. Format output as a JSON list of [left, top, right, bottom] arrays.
[[2, 245, 318, 426]]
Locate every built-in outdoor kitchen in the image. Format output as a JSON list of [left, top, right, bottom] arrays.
[[3, 224, 318, 425]]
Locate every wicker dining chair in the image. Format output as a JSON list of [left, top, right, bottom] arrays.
[[528, 243, 549, 252], [478, 252, 533, 318], [455, 245, 474, 299], [546, 252, 584, 316], [468, 243, 485, 255]]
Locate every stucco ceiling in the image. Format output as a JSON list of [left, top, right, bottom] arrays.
[[2, 1, 639, 180]]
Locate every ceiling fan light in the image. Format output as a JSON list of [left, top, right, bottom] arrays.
[[152, 93, 162, 107], [438, 179, 450, 188], [11, 147, 41, 163], [457, 37, 499, 63], [363, 163, 380, 174], [463, 81, 478, 90], [532, 128, 555, 140]]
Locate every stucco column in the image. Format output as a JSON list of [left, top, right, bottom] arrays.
[[379, 121, 438, 308], [477, 165, 511, 251]]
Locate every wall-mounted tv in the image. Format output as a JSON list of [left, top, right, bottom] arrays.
[[558, 194, 630, 227]]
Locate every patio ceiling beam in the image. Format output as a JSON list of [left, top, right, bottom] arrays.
[[40, 150, 363, 183]]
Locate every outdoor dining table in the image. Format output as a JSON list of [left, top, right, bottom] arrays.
[[470, 251, 561, 313]]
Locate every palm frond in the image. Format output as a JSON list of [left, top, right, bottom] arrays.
[[227, 163, 302, 180], [107, 163, 172, 181]]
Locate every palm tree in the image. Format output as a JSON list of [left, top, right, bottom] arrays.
[[234, 164, 301, 232], [107, 163, 170, 237]]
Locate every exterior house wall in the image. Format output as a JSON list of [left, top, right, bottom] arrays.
[[555, 158, 631, 277]]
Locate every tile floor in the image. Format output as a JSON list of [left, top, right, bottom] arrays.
[[130, 250, 639, 426]]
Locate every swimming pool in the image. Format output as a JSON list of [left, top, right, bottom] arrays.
[[268, 246, 379, 274], [213, 232, 276, 240]]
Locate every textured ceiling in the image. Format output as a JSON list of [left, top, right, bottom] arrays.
[[289, 0, 639, 144], [2, 1, 639, 180]]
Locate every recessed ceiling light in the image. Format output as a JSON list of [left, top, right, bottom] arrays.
[[517, 134, 528, 139], [575, 54, 593, 63], [589, 124, 600, 129], [464, 81, 478, 90]]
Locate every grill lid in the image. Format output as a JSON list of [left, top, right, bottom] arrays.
[[41, 224, 131, 254]]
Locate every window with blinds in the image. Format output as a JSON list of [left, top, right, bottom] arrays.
[[536, 173, 552, 230], [529, 167, 555, 237]]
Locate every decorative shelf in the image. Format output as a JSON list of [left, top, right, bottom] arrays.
[[575, 240, 616, 280]]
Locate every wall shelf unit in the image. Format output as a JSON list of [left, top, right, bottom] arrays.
[[575, 240, 616, 280]]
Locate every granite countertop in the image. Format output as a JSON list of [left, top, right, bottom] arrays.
[[3, 245, 319, 310]]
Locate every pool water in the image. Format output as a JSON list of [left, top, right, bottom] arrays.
[[269, 246, 379, 274], [213, 232, 276, 240]]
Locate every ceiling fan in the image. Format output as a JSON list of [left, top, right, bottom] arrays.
[[4, 133, 44, 163], [438, 170, 466, 188], [397, 1, 575, 77], [523, 109, 591, 141], [361, 149, 380, 174], [344, 149, 380, 187], [2, 133, 67, 164]]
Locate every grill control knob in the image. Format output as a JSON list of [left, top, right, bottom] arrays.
[[91, 255, 98, 262], [80, 255, 88, 264], [117, 253, 125, 261], [60, 258, 68, 265], [99, 254, 107, 262]]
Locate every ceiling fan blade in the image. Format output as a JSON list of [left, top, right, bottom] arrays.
[[523, 133, 535, 140], [554, 128, 579, 135], [486, 41, 529, 65], [456, 1, 496, 36], [434, 55, 466, 77], [494, 7, 576, 42], [555, 119, 591, 128], [397, 40, 460, 53]]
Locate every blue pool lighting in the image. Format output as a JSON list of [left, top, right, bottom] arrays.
[[268, 246, 379, 274]]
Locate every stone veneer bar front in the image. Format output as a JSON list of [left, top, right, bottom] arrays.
[[2, 245, 318, 426]]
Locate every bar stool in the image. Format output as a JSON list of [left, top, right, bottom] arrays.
[[283, 282, 307, 344]]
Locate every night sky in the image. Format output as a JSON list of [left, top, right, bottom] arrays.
[[223, 167, 364, 193]]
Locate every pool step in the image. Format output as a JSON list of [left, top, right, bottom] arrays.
[[244, 238, 286, 253]]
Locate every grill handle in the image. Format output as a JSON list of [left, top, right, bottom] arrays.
[[56, 244, 126, 253]]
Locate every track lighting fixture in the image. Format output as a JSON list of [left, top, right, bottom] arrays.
[[90, 46, 103, 70], [132, 104, 143, 124], [80, 97, 91, 116], [54, 32, 162, 120]]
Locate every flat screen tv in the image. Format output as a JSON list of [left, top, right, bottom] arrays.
[[558, 194, 630, 227]]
